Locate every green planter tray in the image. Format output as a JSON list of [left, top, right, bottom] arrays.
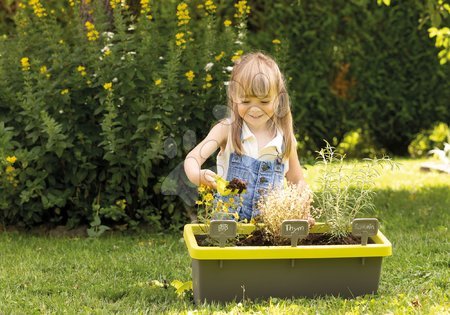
[[183, 223, 392, 304]]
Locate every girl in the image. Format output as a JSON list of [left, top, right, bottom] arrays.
[[184, 52, 308, 220]]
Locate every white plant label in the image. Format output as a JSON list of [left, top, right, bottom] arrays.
[[281, 220, 309, 247], [352, 218, 379, 245], [209, 220, 237, 247]]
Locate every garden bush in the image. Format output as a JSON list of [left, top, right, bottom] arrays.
[[0, 0, 448, 228], [245, 0, 450, 155], [0, 0, 250, 229]]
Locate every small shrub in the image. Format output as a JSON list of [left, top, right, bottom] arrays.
[[257, 183, 315, 245], [313, 142, 393, 240]]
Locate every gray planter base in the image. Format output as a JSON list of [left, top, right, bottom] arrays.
[[192, 256, 383, 303]]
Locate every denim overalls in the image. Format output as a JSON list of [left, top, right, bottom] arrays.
[[217, 152, 285, 221]]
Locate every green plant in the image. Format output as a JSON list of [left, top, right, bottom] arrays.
[[195, 176, 247, 224], [0, 0, 249, 229], [257, 183, 315, 245], [408, 122, 450, 157], [313, 142, 393, 240]]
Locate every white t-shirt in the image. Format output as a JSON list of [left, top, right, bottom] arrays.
[[216, 120, 290, 179]]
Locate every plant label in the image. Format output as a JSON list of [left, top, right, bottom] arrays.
[[352, 218, 379, 245], [209, 220, 237, 247], [281, 220, 309, 247]]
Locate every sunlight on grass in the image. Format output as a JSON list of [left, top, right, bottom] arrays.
[[0, 159, 449, 314]]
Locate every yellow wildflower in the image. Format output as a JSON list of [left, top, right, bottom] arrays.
[[6, 156, 17, 164], [59, 39, 65, 44], [110, 0, 121, 9], [115, 199, 127, 210], [176, 2, 190, 26], [204, 0, 216, 14], [29, 0, 47, 18], [175, 32, 187, 47], [234, 0, 250, 19], [60, 89, 69, 95], [216, 175, 232, 196], [77, 65, 87, 76], [272, 39, 281, 45], [215, 51, 225, 61], [103, 82, 113, 91], [231, 50, 244, 62], [224, 20, 232, 27], [197, 4, 204, 9], [140, 0, 152, 18], [204, 193, 214, 202], [20, 57, 30, 71], [85, 21, 99, 41], [185, 70, 195, 82], [154, 78, 162, 86], [5, 165, 15, 173], [198, 185, 207, 193], [69, 0, 75, 7], [39, 65, 47, 74], [203, 74, 213, 89]]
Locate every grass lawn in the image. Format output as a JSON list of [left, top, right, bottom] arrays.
[[0, 159, 449, 314]]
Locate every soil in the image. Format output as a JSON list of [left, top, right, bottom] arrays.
[[196, 229, 373, 246]]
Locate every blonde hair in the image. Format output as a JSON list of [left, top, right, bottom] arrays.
[[227, 52, 294, 159]]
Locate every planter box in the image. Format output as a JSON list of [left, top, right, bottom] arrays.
[[183, 223, 392, 304]]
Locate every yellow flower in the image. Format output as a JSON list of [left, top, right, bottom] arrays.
[[176, 2, 190, 26], [29, 0, 47, 18], [6, 165, 15, 173], [59, 39, 65, 44], [175, 32, 187, 47], [205, 0, 217, 14], [272, 39, 281, 44], [60, 89, 69, 95], [140, 0, 152, 18], [6, 156, 17, 164], [154, 78, 162, 86], [234, 0, 250, 19], [198, 185, 207, 193], [39, 65, 48, 74], [215, 51, 225, 61], [203, 73, 213, 89], [103, 82, 113, 91], [204, 193, 214, 202], [185, 70, 195, 82], [85, 21, 99, 41], [216, 175, 232, 196], [20, 57, 30, 71], [77, 65, 87, 76], [224, 20, 232, 27], [231, 50, 244, 62]]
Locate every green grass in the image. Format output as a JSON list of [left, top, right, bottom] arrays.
[[0, 159, 449, 314]]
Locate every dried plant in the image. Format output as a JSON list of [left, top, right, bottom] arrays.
[[257, 183, 316, 245]]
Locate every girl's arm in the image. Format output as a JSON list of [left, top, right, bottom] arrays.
[[184, 120, 229, 189], [285, 139, 308, 190]]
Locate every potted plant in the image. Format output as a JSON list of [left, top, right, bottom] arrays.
[[184, 144, 393, 304]]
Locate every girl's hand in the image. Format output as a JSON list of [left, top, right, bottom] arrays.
[[201, 169, 217, 189]]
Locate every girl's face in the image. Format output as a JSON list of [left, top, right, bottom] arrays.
[[237, 94, 276, 130]]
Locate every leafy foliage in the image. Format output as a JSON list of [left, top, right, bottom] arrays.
[[313, 142, 394, 239], [0, 0, 247, 229]]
